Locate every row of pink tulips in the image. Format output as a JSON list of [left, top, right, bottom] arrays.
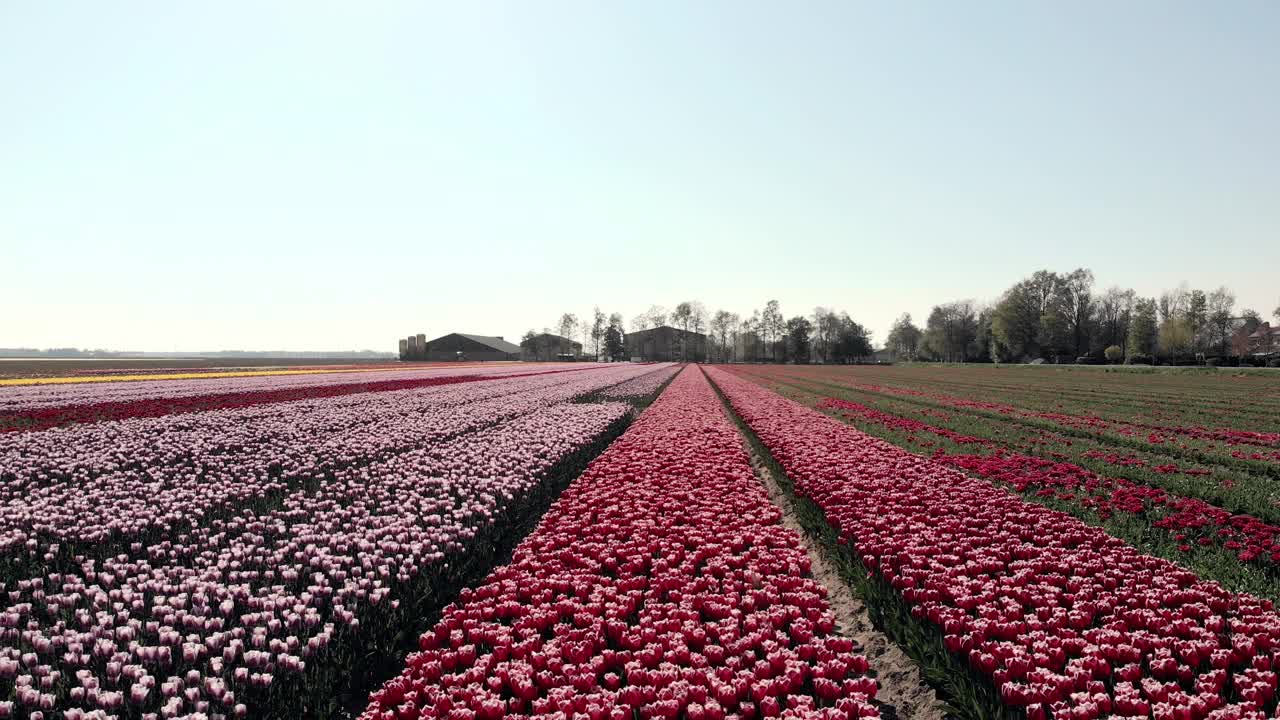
[[1, 395, 633, 718], [598, 365, 681, 401], [0, 365, 567, 414], [708, 367, 1280, 720], [0, 366, 658, 559], [362, 367, 882, 720]]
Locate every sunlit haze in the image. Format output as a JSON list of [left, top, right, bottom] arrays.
[[3, 2, 1277, 351]]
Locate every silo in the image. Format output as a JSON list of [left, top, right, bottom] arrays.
[[398, 338, 408, 360], [416, 334, 427, 361]]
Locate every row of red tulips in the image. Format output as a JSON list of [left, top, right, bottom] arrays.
[[815, 397, 1280, 573], [362, 367, 883, 720], [826, 379, 1280, 463], [708, 368, 1280, 720]]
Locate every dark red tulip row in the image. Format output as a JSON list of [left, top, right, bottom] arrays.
[[816, 397, 1280, 570], [708, 368, 1280, 720], [362, 367, 882, 720], [814, 378, 1280, 462], [0, 365, 598, 433]]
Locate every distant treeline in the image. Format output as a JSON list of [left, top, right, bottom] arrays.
[[883, 269, 1280, 365], [527, 301, 875, 363]]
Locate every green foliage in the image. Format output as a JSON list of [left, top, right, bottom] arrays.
[[604, 313, 626, 361], [1186, 289, 1208, 335], [1104, 344, 1124, 363], [1158, 316, 1195, 360], [886, 313, 923, 361], [923, 301, 978, 362], [833, 313, 873, 361], [784, 315, 813, 362], [991, 271, 1061, 360], [1126, 298, 1159, 359]]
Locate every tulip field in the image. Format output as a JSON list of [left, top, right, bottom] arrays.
[[0, 363, 675, 719], [712, 364, 1280, 719], [4, 362, 1280, 719]]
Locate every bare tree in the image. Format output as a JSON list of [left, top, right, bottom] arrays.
[[670, 302, 693, 361], [745, 311, 762, 362], [1096, 287, 1136, 353], [1158, 282, 1190, 324], [923, 301, 979, 362], [811, 307, 840, 363], [558, 313, 578, 357], [1055, 268, 1095, 357], [578, 318, 592, 357], [689, 302, 707, 361], [732, 311, 742, 361], [647, 305, 669, 329], [590, 307, 607, 361], [886, 313, 923, 361], [762, 300, 783, 362], [1205, 287, 1236, 355], [709, 310, 734, 363], [690, 302, 707, 333]]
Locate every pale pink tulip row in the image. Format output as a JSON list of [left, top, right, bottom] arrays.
[[0, 366, 657, 558], [0, 364, 567, 413], [597, 364, 681, 401], [1, 366, 629, 485], [1, 399, 631, 719]]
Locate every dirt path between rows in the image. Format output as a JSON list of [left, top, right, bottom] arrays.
[[736, 434, 948, 720]]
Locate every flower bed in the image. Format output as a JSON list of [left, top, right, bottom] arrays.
[[597, 363, 680, 402], [0, 367, 654, 567], [816, 397, 1280, 575], [0, 365, 598, 432], [708, 367, 1280, 720], [781, 371, 1280, 465], [362, 367, 882, 720], [0, 398, 632, 718]]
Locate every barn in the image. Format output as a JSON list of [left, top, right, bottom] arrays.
[[401, 333, 522, 361], [625, 325, 707, 362], [520, 333, 583, 361]]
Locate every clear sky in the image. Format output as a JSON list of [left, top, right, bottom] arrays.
[[3, 1, 1277, 352]]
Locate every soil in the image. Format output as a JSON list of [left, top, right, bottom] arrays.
[[738, 436, 949, 720]]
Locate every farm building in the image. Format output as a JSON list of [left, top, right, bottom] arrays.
[[399, 334, 428, 360], [399, 333, 521, 361], [520, 333, 583, 361], [1248, 323, 1280, 355], [625, 325, 708, 362]]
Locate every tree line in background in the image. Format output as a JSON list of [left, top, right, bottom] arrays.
[[521, 300, 874, 363], [516, 274, 1277, 366], [885, 268, 1280, 366]]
